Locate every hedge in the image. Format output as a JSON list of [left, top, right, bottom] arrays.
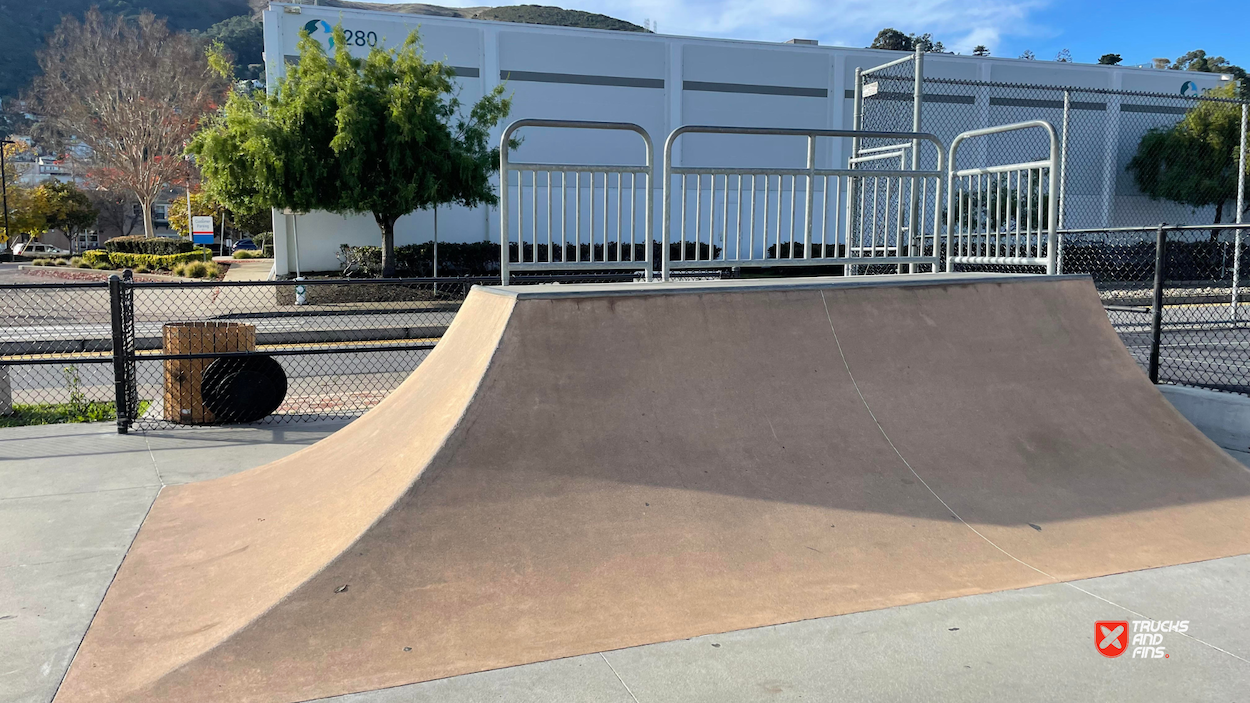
[[104, 235, 195, 255], [337, 241, 724, 278], [82, 248, 212, 270], [339, 242, 501, 278]]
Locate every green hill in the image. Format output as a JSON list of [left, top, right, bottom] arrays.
[[0, 0, 251, 104]]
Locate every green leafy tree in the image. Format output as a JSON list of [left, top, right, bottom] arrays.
[[39, 181, 98, 249], [1055, 48, 1072, 62], [869, 28, 946, 53], [1019, 50, 1036, 60], [1171, 50, 1249, 97], [199, 15, 264, 80], [1099, 53, 1122, 65], [190, 26, 512, 277], [972, 45, 990, 57], [1127, 84, 1248, 241]]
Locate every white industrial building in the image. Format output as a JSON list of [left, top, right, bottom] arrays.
[[261, 2, 1228, 277]]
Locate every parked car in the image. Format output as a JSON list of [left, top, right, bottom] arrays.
[[231, 239, 259, 253], [15, 241, 70, 257]]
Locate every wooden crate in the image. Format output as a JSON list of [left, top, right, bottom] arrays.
[[163, 322, 257, 424]]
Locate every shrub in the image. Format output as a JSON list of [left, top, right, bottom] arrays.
[[53, 258, 69, 266], [93, 262, 113, 270], [338, 242, 502, 278], [232, 249, 258, 259], [133, 264, 150, 274], [104, 235, 194, 255], [180, 261, 220, 279], [251, 232, 273, 248], [171, 262, 187, 277], [73, 257, 92, 269], [83, 248, 211, 270], [31, 258, 51, 266]]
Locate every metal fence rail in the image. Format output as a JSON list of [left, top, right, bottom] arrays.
[[661, 125, 946, 279], [946, 121, 1060, 274], [499, 119, 654, 284]]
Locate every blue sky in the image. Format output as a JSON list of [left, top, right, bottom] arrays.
[[377, 0, 1248, 68]]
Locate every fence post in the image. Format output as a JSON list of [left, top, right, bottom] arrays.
[[1147, 224, 1167, 385], [1232, 104, 1246, 318], [108, 275, 130, 434]]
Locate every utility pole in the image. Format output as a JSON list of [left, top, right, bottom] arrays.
[[1, 138, 13, 256]]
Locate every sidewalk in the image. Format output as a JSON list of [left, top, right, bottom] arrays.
[[220, 258, 274, 281], [4, 397, 1250, 703]]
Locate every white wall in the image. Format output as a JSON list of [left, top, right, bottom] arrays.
[[263, 2, 1229, 276]]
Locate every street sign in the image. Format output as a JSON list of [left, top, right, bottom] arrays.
[[191, 215, 214, 245]]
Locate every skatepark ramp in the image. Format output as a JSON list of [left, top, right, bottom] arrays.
[[56, 274, 1250, 702]]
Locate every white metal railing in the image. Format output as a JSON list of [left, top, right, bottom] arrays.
[[660, 126, 946, 281], [499, 119, 654, 284], [945, 121, 1060, 274]]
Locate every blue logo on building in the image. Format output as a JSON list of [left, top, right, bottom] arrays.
[[1180, 80, 1198, 97], [303, 19, 335, 48]]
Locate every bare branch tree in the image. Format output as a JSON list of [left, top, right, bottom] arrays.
[[30, 9, 225, 238]]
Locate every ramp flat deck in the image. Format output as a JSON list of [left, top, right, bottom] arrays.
[[55, 274, 1250, 702]]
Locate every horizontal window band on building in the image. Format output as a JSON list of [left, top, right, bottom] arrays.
[[685, 81, 826, 98], [1120, 104, 1191, 115], [499, 70, 664, 89], [843, 90, 974, 104], [283, 54, 480, 78], [989, 97, 1106, 111]]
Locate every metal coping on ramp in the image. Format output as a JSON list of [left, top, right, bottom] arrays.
[[482, 272, 1091, 299]]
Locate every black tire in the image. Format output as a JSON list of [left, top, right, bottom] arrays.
[[201, 355, 288, 424]]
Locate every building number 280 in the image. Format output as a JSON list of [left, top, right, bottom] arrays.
[[344, 29, 379, 47]]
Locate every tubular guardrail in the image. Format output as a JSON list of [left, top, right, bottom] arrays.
[[499, 119, 654, 285], [660, 126, 946, 280], [945, 120, 1060, 274]]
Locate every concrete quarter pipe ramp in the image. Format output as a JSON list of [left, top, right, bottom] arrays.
[[56, 274, 1250, 702]]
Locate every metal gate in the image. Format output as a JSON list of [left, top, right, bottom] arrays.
[[945, 121, 1061, 274], [499, 119, 654, 284], [660, 126, 946, 280]]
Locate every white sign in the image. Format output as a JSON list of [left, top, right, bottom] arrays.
[[861, 81, 879, 99], [191, 216, 214, 235]]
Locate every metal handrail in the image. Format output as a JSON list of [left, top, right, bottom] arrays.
[[499, 119, 655, 285]]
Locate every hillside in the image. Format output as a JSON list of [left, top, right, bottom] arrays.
[[1, 2, 646, 107], [322, 2, 646, 32], [0, 0, 251, 102]]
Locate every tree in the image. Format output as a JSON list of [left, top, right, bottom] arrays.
[[190, 26, 513, 277], [88, 190, 142, 239], [1, 140, 47, 245], [29, 9, 227, 239], [39, 181, 98, 250], [869, 28, 946, 53], [972, 45, 990, 57], [200, 15, 264, 81], [1099, 53, 1123, 65], [1171, 50, 1249, 98], [167, 190, 224, 237], [1055, 49, 1072, 63], [1126, 84, 1248, 241], [1019, 50, 1036, 60]]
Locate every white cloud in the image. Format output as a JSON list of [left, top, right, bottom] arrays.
[[414, 0, 1052, 55]]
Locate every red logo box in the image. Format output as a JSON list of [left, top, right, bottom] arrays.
[[1096, 620, 1129, 658]]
